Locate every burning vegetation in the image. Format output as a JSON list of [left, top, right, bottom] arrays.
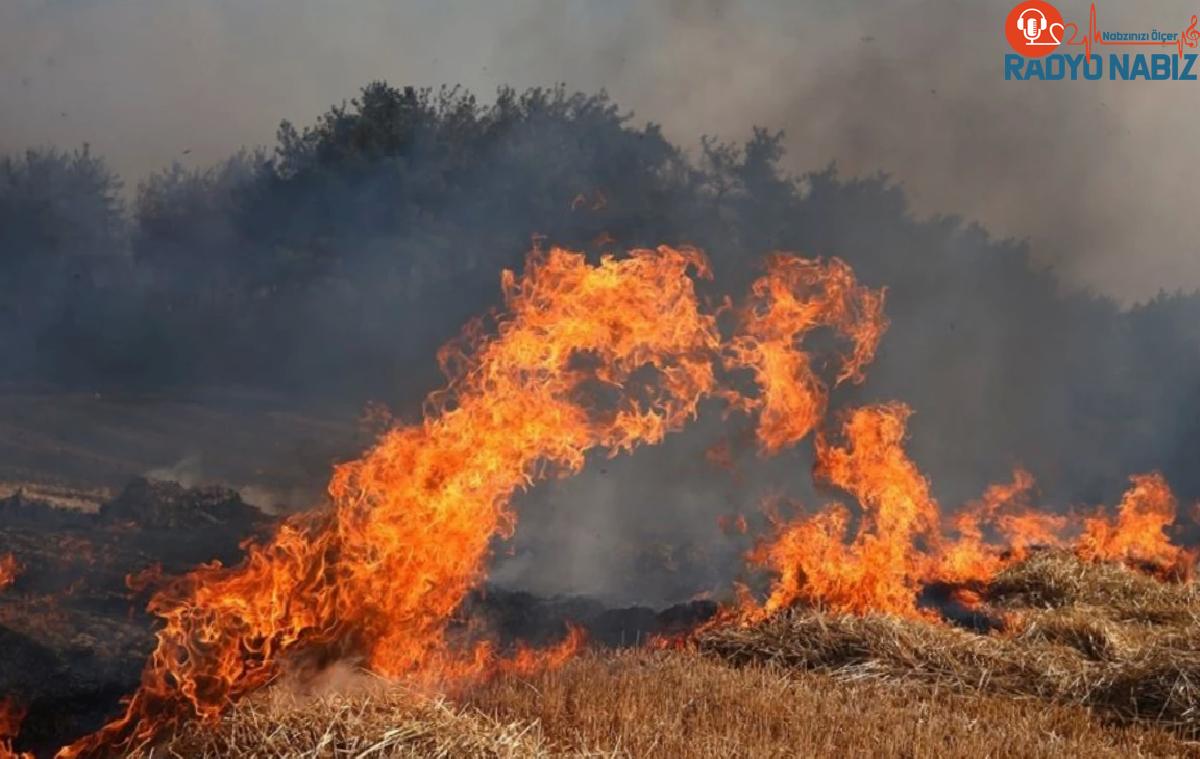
[[1, 697, 30, 759], [2, 244, 1199, 756], [738, 413, 1191, 622], [700, 551, 1200, 734], [0, 556, 19, 594]]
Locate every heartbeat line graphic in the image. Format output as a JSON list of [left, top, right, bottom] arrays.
[[1061, 3, 1200, 58]]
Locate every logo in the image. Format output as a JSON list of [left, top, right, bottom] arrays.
[[1006, 1, 1065, 57], [1004, 2, 1200, 80]]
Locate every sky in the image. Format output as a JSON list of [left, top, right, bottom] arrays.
[[1, 0, 1197, 302]]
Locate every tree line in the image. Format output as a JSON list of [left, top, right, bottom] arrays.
[[3, 81, 1199, 504]]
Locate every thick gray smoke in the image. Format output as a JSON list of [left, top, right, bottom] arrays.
[[3, 0, 1198, 301], [3, 0, 1200, 606]]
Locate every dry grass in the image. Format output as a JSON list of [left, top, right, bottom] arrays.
[[990, 551, 1200, 623], [148, 651, 1191, 758], [699, 552, 1200, 735], [144, 677, 544, 759], [471, 649, 1195, 757], [145, 553, 1200, 758]]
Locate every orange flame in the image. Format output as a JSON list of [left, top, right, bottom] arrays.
[[936, 468, 1068, 583], [0, 555, 20, 593], [57, 245, 731, 757], [21, 244, 1194, 756], [0, 697, 31, 759], [723, 259, 1190, 622], [726, 255, 888, 454], [744, 405, 1192, 620], [746, 403, 939, 618], [1077, 472, 1189, 577]]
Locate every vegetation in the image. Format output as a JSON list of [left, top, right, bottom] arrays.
[[146, 681, 542, 759], [154, 651, 1188, 758], [3, 81, 1200, 507], [700, 554, 1200, 733], [142, 553, 1200, 758]]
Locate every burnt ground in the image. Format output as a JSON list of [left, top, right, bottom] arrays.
[[0, 478, 717, 756], [0, 479, 272, 754]]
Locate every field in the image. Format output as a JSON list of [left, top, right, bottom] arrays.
[[146, 651, 1188, 758], [0, 390, 362, 512], [1, 393, 1197, 758], [145, 553, 1200, 758]]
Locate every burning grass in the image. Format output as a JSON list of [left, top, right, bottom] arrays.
[[699, 551, 1200, 736], [149, 647, 1191, 758], [0, 556, 19, 593], [131, 552, 1200, 758], [10, 247, 1200, 756]]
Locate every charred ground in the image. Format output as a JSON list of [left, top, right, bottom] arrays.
[[0, 482, 718, 755]]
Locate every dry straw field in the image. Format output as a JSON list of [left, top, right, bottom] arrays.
[[145, 552, 1200, 758]]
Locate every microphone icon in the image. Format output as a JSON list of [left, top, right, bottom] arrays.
[[1018, 8, 1048, 44], [1007, 2, 1062, 55]]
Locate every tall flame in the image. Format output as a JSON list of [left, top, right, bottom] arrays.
[[746, 403, 940, 618], [7, 243, 1190, 756], [1077, 472, 1187, 575], [57, 244, 733, 757], [726, 255, 888, 454], [724, 259, 1193, 620]]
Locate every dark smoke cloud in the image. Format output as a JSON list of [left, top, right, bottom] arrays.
[[4, 0, 1200, 607], [3, 0, 1198, 300]]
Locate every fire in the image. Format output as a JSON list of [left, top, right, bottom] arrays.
[[1077, 472, 1190, 576], [744, 405, 1191, 620], [0, 698, 31, 759], [726, 255, 888, 454], [937, 468, 1067, 583], [493, 623, 588, 678], [56, 244, 728, 757], [3, 243, 1191, 755], [0, 555, 19, 593], [746, 403, 940, 618], [722, 258, 1193, 623]]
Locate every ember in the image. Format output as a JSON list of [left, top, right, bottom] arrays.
[[0, 557, 19, 594]]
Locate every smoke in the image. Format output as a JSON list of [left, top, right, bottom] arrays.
[[4, 0, 1200, 606], [3, 0, 1198, 301], [488, 0, 1200, 302], [144, 455, 305, 515]]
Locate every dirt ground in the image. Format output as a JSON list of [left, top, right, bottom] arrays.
[[0, 389, 370, 512]]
